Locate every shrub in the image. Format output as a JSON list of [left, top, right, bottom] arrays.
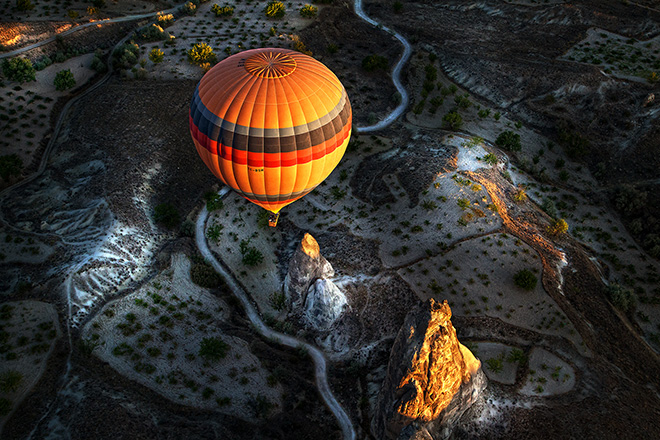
[[139, 24, 167, 42], [0, 370, 23, 392], [454, 93, 471, 109], [113, 42, 139, 69], [264, 0, 285, 18], [182, 1, 197, 15], [547, 218, 568, 235], [199, 337, 229, 362], [188, 42, 216, 66], [153, 203, 180, 229], [149, 48, 165, 63], [607, 283, 635, 313], [0, 398, 11, 416], [16, 0, 34, 11], [442, 110, 462, 130], [204, 191, 223, 211], [2, 57, 35, 83], [240, 239, 264, 266], [157, 12, 174, 26], [270, 291, 286, 310], [212, 3, 234, 16], [248, 394, 273, 419], [0, 154, 23, 181], [495, 130, 521, 152], [362, 54, 388, 72], [483, 153, 498, 165], [90, 53, 107, 72], [558, 126, 589, 158], [54, 69, 76, 91], [299, 4, 317, 18], [485, 357, 503, 373], [393, 0, 403, 12], [190, 259, 223, 288], [513, 269, 537, 291]]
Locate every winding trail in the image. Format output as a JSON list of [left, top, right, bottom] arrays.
[[195, 202, 356, 440], [354, 0, 412, 133]]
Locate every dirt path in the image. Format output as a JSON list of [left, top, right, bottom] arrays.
[[353, 0, 411, 133]]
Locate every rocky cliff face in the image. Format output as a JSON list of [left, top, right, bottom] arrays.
[[373, 299, 486, 440], [284, 233, 346, 329]]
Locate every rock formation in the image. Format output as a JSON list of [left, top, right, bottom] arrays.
[[284, 233, 346, 329], [373, 299, 486, 440], [304, 278, 348, 330]]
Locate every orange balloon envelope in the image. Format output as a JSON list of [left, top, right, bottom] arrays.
[[190, 48, 352, 222]]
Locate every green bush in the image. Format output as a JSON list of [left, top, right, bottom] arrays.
[[153, 203, 180, 229], [188, 42, 216, 66], [182, 1, 197, 15], [212, 3, 234, 16], [240, 239, 264, 266], [113, 42, 140, 69], [607, 283, 635, 313], [90, 51, 107, 73], [362, 54, 388, 72], [483, 153, 498, 165], [199, 337, 229, 362], [513, 269, 537, 291], [393, 0, 403, 12], [149, 48, 164, 64], [0, 370, 23, 392], [139, 24, 167, 42], [190, 258, 223, 288], [54, 69, 76, 91], [204, 191, 223, 211], [0, 398, 12, 416], [299, 4, 317, 18], [0, 154, 23, 181], [496, 130, 521, 151], [2, 57, 36, 83], [558, 127, 589, 158], [264, 0, 285, 18], [547, 218, 568, 235], [16, 0, 34, 11], [442, 110, 462, 130]]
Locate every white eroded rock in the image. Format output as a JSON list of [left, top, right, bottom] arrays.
[[303, 278, 347, 330]]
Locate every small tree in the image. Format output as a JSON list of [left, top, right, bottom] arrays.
[[153, 203, 180, 229], [607, 284, 635, 313], [495, 130, 521, 152], [442, 110, 462, 130], [212, 3, 235, 16], [157, 12, 174, 26], [2, 57, 36, 83], [182, 1, 197, 15], [299, 4, 317, 18], [199, 337, 229, 362], [149, 48, 165, 63], [514, 269, 537, 291], [240, 239, 264, 266], [54, 69, 76, 91], [139, 24, 167, 42], [0, 154, 23, 181], [362, 54, 388, 72], [547, 218, 568, 235], [0, 370, 23, 393], [264, 0, 285, 18], [188, 42, 216, 66]]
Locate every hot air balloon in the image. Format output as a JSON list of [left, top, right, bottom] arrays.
[[189, 47, 352, 227]]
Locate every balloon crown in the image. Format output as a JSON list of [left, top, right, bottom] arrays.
[[244, 50, 297, 79]]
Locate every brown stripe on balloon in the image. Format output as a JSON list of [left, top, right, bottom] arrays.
[[218, 99, 351, 153]]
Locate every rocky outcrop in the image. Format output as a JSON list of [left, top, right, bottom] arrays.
[[284, 233, 334, 310], [373, 299, 486, 440], [284, 233, 347, 330], [303, 278, 347, 330]]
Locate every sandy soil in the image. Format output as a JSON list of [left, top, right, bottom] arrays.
[[518, 347, 575, 396], [82, 253, 283, 420], [0, 300, 61, 431], [470, 342, 520, 385]]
